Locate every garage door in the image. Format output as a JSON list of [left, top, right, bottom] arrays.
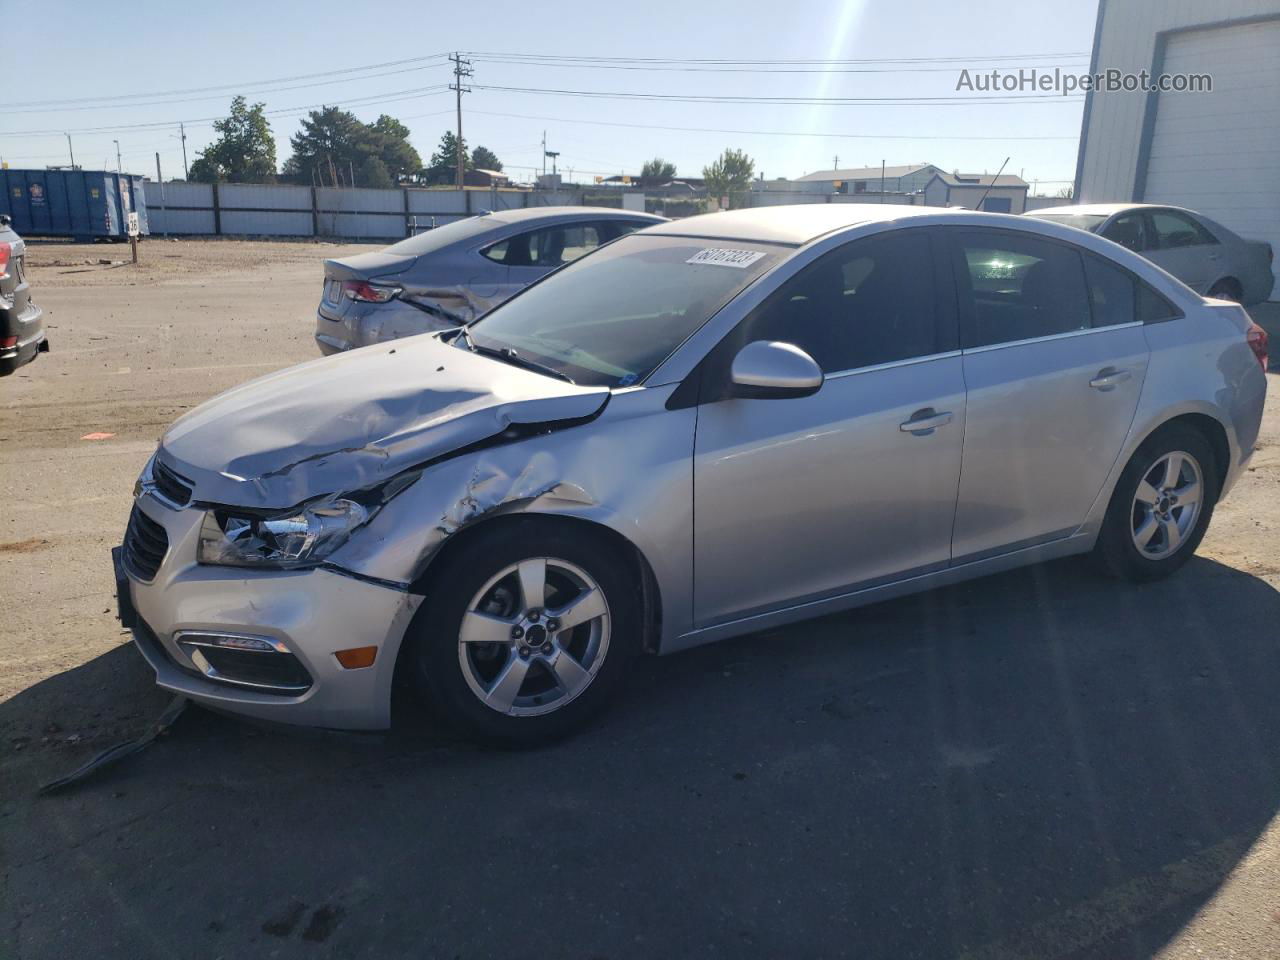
[[1143, 19, 1280, 299]]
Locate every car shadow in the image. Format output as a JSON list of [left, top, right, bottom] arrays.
[[4, 555, 1280, 960]]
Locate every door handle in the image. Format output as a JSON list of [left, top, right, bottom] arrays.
[[900, 408, 953, 434], [1089, 367, 1132, 391]]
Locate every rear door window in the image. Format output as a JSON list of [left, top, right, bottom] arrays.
[[484, 222, 608, 268], [951, 230, 1092, 348], [1149, 210, 1218, 249], [1100, 213, 1148, 252], [1082, 254, 1136, 328]]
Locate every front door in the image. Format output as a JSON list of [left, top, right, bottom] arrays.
[[945, 228, 1149, 561], [692, 228, 965, 627]]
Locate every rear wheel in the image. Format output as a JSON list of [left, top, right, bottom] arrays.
[[405, 521, 641, 745], [1093, 424, 1218, 582], [1207, 278, 1242, 302]]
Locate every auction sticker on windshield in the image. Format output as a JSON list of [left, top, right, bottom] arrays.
[[686, 248, 766, 268]]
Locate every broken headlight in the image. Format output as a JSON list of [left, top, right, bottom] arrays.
[[197, 496, 372, 569]]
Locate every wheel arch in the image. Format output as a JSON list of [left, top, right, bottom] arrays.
[[1207, 276, 1243, 301], [404, 512, 664, 657], [1136, 411, 1230, 494]]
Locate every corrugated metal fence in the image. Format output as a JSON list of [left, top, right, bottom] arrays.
[[144, 182, 583, 239]]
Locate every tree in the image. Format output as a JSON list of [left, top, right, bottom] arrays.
[[640, 157, 676, 184], [358, 156, 393, 190], [1055, 184, 1075, 199], [188, 96, 277, 183], [282, 106, 422, 187], [471, 145, 503, 172], [368, 115, 421, 183], [702, 148, 755, 209], [422, 131, 471, 185]]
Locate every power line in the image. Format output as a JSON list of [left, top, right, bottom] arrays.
[[468, 55, 1090, 75], [461, 50, 1090, 65], [466, 107, 1079, 141], [8, 53, 451, 109], [1, 87, 451, 137], [5, 62, 454, 115], [470, 83, 1084, 105]]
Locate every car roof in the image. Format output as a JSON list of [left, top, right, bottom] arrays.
[[480, 206, 666, 225], [646, 203, 1053, 245], [1027, 202, 1195, 218]]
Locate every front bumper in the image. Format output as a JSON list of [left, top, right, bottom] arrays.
[[116, 494, 421, 730]]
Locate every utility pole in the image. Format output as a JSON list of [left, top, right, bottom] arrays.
[[114, 140, 122, 174], [179, 122, 189, 179], [155, 152, 168, 238], [449, 52, 473, 190], [542, 131, 547, 177], [833, 154, 838, 170], [66, 134, 76, 169]]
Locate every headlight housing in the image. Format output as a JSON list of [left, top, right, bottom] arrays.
[[198, 496, 371, 569]]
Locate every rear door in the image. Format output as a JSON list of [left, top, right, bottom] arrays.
[[946, 228, 1149, 561], [692, 227, 965, 626], [1144, 209, 1221, 292]]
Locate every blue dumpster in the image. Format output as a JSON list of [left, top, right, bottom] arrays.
[[0, 170, 149, 240]]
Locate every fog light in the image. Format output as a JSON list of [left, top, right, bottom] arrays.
[[334, 646, 378, 669]]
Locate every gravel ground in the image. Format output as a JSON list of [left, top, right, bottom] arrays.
[[2, 238, 1279, 959]]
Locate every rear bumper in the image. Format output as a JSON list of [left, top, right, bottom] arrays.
[[314, 301, 457, 355], [0, 302, 47, 375]]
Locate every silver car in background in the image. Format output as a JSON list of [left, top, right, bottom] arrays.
[[1027, 203, 1275, 304], [314, 206, 665, 354], [119, 205, 1267, 745]]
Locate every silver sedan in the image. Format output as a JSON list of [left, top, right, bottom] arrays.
[[314, 206, 665, 355], [1027, 202, 1275, 305], [120, 204, 1268, 744]]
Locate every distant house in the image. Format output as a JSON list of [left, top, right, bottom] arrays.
[[782, 163, 943, 195], [922, 173, 1030, 213], [464, 168, 509, 187]]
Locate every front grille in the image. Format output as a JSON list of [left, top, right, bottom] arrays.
[[153, 459, 193, 507], [123, 506, 168, 581]]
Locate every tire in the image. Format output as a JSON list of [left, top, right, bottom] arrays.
[[1207, 279, 1242, 302], [1093, 424, 1219, 582], [405, 519, 641, 746]]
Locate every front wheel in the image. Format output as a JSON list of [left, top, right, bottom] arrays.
[[405, 520, 641, 745], [1093, 424, 1218, 582]]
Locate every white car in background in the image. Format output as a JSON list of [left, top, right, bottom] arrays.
[[1027, 203, 1274, 305]]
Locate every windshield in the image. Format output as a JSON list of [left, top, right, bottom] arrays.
[[381, 216, 497, 256], [1027, 213, 1108, 232], [466, 234, 781, 387]]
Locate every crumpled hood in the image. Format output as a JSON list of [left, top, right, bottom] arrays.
[[158, 334, 610, 509]]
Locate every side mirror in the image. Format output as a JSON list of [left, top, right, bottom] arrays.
[[730, 341, 824, 399]]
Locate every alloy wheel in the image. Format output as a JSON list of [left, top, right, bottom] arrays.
[[1130, 450, 1204, 560], [456, 557, 611, 716]]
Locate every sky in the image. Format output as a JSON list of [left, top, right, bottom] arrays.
[[3, 0, 1098, 193]]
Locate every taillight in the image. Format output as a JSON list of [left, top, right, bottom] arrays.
[[0, 335, 17, 349], [1246, 321, 1269, 372], [342, 280, 400, 303], [0, 242, 10, 280]]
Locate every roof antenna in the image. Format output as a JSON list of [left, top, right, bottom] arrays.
[[976, 157, 1010, 211]]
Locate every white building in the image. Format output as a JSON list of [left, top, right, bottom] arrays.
[[781, 164, 943, 195], [1075, 0, 1279, 297], [921, 173, 1030, 213]]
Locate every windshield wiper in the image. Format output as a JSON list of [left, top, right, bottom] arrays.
[[471, 341, 576, 384], [451, 326, 576, 384]]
